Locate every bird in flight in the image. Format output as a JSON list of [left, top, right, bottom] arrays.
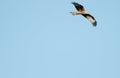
[[70, 2, 97, 26]]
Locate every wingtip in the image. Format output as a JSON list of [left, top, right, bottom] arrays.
[[93, 21, 97, 27], [71, 2, 77, 4]]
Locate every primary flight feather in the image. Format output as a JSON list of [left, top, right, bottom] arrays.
[[70, 2, 97, 26]]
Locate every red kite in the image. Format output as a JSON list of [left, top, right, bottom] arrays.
[[70, 2, 97, 26]]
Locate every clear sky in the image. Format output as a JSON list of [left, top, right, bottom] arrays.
[[0, 0, 120, 78]]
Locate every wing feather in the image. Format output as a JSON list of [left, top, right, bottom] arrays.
[[82, 14, 97, 26], [72, 2, 85, 11]]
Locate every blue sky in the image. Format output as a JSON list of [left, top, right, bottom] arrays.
[[0, 0, 120, 78]]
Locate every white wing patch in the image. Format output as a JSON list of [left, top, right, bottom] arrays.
[[86, 16, 95, 23]]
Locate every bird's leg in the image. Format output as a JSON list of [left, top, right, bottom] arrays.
[[70, 12, 82, 16]]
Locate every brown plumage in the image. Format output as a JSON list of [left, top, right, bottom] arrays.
[[70, 2, 97, 26]]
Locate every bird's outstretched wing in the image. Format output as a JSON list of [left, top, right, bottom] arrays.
[[71, 2, 97, 26], [82, 14, 97, 26], [72, 2, 85, 11]]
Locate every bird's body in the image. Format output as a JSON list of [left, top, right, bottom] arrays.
[[70, 2, 97, 26]]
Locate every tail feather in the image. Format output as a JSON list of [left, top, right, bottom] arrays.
[[70, 12, 76, 16]]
